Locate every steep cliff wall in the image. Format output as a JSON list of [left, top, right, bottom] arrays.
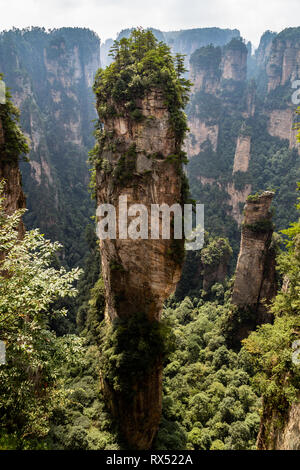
[[96, 90, 184, 323], [95, 88, 186, 449], [93, 31, 189, 449], [186, 29, 300, 257], [0, 27, 101, 266], [0, 158, 26, 236], [257, 401, 300, 450], [266, 28, 300, 92], [221, 40, 247, 82], [231, 191, 277, 342], [186, 38, 251, 245], [0, 90, 28, 236]]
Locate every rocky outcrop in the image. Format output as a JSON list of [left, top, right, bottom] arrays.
[[0, 158, 26, 237], [95, 89, 185, 449], [0, 110, 26, 237], [266, 28, 300, 92], [185, 117, 219, 155], [221, 39, 247, 82], [231, 191, 277, 341], [257, 401, 300, 450], [190, 45, 222, 94], [0, 27, 100, 266], [233, 135, 251, 173], [255, 31, 277, 71], [268, 108, 299, 150]]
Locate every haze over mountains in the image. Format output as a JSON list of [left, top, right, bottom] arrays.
[[0, 25, 299, 266]]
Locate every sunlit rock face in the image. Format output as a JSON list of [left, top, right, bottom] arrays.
[[95, 89, 185, 449]]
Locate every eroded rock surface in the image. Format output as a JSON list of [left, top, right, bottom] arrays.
[[95, 89, 185, 449], [231, 191, 277, 341]]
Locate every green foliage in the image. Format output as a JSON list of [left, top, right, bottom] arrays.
[[247, 192, 263, 202], [190, 44, 221, 71], [0, 76, 29, 162], [224, 37, 248, 53], [111, 144, 137, 187], [243, 185, 300, 416], [243, 219, 274, 233], [175, 233, 233, 301], [153, 298, 260, 450], [0, 182, 82, 445], [93, 28, 191, 146], [100, 312, 175, 398], [47, 344, 120, 450], [201, 237, 232, 266]]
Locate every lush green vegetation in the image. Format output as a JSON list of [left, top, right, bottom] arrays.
[[154, 296, 260, 450], [190, 45, 221, 71], [99, 313, 175, 399], [0, 28, 98, 269], [93, 28, 191, 146], [0, 182, 81, 447], [1, 26, 300, 452], [243, 184, 300, 418], [0, 76, 29, 162]]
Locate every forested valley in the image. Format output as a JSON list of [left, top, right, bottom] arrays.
[[0, 25, 300, 451]]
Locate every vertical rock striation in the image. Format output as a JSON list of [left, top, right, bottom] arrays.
[[186, 38, 253, 228], [93, 31, 189, 449], [231, 191, 277, 342], [0, 95, 27, 237], [96, 89, 184, 324], [0, 27, 101, 266], [257, 401, 300, 450], [95, 89, 185, 448]]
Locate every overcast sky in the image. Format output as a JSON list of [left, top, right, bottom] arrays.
[[0, 0, 299, 48]]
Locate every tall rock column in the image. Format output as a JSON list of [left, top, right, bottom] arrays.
[[0, 91, 28, 237], [92, 30, 190, 449], [230, 191, 277, 343], [96, 90, 184, 323]]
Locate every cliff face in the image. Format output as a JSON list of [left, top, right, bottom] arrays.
[[266, 30, 300, 92], [257, 401, 300, 450], [231, 192, 277, 341], [186, 29, 300, 255], [95, 88, 185, 449], [0, 27, 101, 266], [97, 90, 183, 323], [0, 157, 26, 236], [101, 27, 241, 70], [186, 39, 252, 232], [221, 42, 247, 81], [0, 103, 26, 237], [264, 28, 300, 152], [255, 31, 277, 71]]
